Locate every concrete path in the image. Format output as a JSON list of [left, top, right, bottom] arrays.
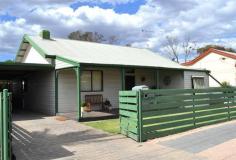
[[12, 112, 236, 160]]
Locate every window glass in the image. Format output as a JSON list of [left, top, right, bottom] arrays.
[[81, 71, 92, 91], [193, 77, 205, 89], [92, 71, 102, 91]]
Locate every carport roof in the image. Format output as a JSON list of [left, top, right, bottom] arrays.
[[0, 63, 54, 80], [0, 63, 53, 70]]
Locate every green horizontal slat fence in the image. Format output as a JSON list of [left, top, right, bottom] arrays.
[[0, 89, 12, 160], [119, 87, 236, 142]]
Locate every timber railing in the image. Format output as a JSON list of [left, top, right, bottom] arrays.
[[119, 87, 236, 142], [0, 90, 12, 160]]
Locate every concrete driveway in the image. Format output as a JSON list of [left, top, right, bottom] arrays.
[[12, 112, 236, 160]]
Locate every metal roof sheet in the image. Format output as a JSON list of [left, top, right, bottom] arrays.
[[27, 36, 195, 70]]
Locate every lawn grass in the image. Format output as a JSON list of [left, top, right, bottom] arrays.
[[83, 118, 120, 134]]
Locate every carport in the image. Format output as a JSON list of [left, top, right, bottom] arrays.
[[0, 63, 55, 115]]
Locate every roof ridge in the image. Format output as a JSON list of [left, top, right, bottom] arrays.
[[182, 48, 236, 66], [28, 35, 148, 51], [212, 48, 236, 55]]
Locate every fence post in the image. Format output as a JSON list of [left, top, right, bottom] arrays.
[[0, 92, 3, 160], [3, 89, 9, 160], [226, 89, 231, 121], [8, 93, 12, 160], [138, 90, 143, 142]]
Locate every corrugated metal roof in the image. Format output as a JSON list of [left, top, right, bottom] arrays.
[[27, 36, 193, 69]]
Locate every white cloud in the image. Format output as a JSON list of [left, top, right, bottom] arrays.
[[0, 19, 41, 53], [1, 0, 236, 61]]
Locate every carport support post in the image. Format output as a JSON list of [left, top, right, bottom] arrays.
[[155, 70, 159, 89], [55, 71, 58, 114], [75, 66, 81, 121], [121, 68, 125, 90]]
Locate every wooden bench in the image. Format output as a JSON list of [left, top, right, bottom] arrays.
[[85, 94, 103, 110]]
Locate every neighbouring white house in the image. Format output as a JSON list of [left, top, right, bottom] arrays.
[[3, 30, 209, 121], [182, 48, 236, 87]]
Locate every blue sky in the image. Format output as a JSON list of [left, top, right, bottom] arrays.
[[70, 0, 146, 14], [0, 0, 236, 62]]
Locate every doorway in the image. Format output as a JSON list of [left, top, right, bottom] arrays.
[[125, 69, 135, 90]]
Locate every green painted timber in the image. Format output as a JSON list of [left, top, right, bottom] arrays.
[[119, 103, 138, 111], [0, 89, 12, 160], [120, 68, 125, 90], [0, 93, 2, 160], [119, 87, 236, 142], [74, 67, 81, 121], [119, 91, 139, 141], [138, 90, 143, 142], [55, 71, 59, 114]]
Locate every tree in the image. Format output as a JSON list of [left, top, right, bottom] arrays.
[[197, 45, 236, 54], [3, 60, 14, 64], [68, 30, 119, 45], [164, 36, 180, 63], [108, 35, 118, 44], [68, 31, 105, 43], [164, 35, 197, 63], [182, 36, 197, 63]]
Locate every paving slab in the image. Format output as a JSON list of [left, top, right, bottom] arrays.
[[12, 112, 236, 160]]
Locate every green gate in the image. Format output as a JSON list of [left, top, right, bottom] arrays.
[[0, 89, 12, 160]]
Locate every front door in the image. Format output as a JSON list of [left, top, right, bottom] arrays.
[[125, 75, 135, 90]]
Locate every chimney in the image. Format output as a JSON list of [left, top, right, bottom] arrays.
[[40, 30, 50, 39]]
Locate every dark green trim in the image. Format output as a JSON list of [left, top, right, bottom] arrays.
[[74, 67, 81, 121], [51, 58, 56, 67], [81, 63, 210, 72], [0, 92, 2, 160], [0, 63, 54, 71], [55, 71, 58, 114], [138, 90, 143, 142], [155, 70, 159, 89], [55, 66, 78, 71], [121, 68, 125, 90]]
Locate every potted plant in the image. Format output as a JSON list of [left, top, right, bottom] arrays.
[[103, 99, 112, 112], [81, 102, 87, 112], [82, 102, 91, 112]]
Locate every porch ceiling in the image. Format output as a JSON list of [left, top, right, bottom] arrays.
[[0, 63, 54, 80]]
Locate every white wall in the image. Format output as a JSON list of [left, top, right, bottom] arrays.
[[135, 69, 156, 88], [58, 69, 77, 113], [191, 53, 236, 87], [24, 70, 55, 115], [183, 71, 209, 89], [56, 66, 209, 113], [22, 46, 50, 64], [159, 70, 184, 89], [81, 67, 121, 109]]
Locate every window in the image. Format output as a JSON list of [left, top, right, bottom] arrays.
[[192, 77, 205, 89], [81, 70, 103, 91], [81, 71, 92, 91]]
